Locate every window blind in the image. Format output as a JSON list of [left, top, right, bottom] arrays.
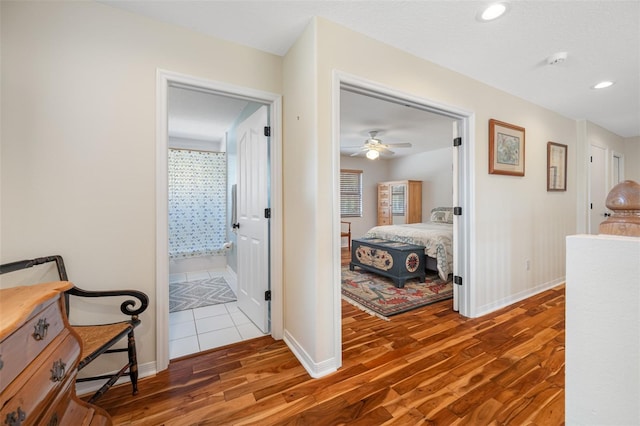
[[340, 169, 362, 217]]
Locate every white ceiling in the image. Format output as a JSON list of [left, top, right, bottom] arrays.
[[106, 0, 640, 142]]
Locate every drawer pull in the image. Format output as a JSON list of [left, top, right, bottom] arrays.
[[4, 407, 26, 426], [32, 318, 49, 340], [50, 359, 66, 382]]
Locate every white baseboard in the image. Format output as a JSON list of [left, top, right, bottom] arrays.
[[75, 360, 157, 399], [283, 329, 338, 379], [474, 277, 565, 318]]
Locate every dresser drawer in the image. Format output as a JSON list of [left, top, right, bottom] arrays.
[[0, 297, 66, 392], [0, 330, 80, 425]]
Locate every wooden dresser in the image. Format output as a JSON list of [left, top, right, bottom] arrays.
[[377, 180, 422, 225], [0, 282, 112, 426]]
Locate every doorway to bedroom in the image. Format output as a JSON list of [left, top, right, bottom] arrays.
[[337, 79, 471, 325]]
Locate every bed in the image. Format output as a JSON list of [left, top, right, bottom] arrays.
[[363, 208, 454, 281]]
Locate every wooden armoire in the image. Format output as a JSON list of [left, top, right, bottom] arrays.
[[377, 180, 422, 225]]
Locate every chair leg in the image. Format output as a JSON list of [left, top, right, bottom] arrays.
[[127, 330, 139, 396]]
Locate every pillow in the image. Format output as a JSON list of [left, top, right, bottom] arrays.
[[430, 207, 454, 224]]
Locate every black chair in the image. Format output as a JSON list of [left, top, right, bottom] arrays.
[[0, 255, 149, 403]]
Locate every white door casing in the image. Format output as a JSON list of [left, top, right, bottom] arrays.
[[236, 106, 270, 333], [156, 69, 282, 373], [589, 145, 608, 234]]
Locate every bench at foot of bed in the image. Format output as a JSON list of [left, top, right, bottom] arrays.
[[349, 237, 426, 288]]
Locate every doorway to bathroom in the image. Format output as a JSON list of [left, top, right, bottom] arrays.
[[166, 84, 268, 359]]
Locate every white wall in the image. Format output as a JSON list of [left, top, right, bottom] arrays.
[[388, 147, 454, 218], [1, 1, 282, 378], [624, 136, 640, 182], [566, 234, 640, 425], [576, 122, 638, 232]]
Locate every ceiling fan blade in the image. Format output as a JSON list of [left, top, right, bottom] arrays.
[[386, 143, 412, 148], [350, 151, 364, 157], [379, 147, 395, 155]]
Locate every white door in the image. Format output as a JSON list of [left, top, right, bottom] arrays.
[[236, 106, 270, 333], [589, 145, 608, 234]]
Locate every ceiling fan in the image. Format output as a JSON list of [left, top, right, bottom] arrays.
[[345, 131, 412, 159]]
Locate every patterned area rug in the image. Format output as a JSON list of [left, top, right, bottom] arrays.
[[169, 277, 236, 313], [342, 266, 452, 320]]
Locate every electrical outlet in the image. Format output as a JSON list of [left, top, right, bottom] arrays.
[[526, 260, 531, 271]]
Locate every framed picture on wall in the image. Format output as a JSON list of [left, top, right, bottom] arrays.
[[489, 119, 526, 176], [547, 141, 567, 191]]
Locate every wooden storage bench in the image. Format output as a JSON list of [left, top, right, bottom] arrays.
[[350, 237, 426, 288]]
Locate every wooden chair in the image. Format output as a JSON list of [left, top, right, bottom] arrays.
[[0, 255, 149, 403], [341, 221, 352, 251]]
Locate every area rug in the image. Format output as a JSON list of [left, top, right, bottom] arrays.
[[169, 276, 236, 313], [341, 267, 453, 320]]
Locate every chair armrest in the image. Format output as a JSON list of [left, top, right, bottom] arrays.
[[66, 286, 149, 318]]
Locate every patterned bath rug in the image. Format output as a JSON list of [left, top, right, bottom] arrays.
[[341, 266, 452, 320], [169, 276, 236, 312]]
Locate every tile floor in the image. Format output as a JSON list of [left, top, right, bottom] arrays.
[[168, 269, 268, 360]]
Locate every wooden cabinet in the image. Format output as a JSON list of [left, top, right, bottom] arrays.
[[0, 282, 112, 426], [377, 180, 422, 225]]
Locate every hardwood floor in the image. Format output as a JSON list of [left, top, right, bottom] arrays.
[[94, 251, 565, 425]]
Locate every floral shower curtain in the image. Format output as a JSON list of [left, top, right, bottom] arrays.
[[168, 149, 226, 259]]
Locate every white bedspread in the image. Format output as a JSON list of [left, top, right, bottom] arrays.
[[364, 222, 453, 281]]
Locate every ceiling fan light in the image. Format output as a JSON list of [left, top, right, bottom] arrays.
[[366, 149, 380, 160]]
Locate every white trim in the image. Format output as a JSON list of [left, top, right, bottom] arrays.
[[283, 330, 338, 379], [156, 69, 283, 372], [474, 278, 565, 318], [332, 71, 476, 329], [611, 151, 625, 186]]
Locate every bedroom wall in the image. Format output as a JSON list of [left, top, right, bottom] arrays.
[[387, 147, 454, 219], [339, 146, 453, 245], [1, 1, 282, 378]]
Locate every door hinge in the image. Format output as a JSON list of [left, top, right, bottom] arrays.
[[454, 275, 463, 286], [264, 126, 271, 137], [264, 290, 271, 301], [264, 208, 271, 218], [590, 203, 593, 209], [590, 156, 593, 162], [453, 137, 462, 147], [453, 206, 462, 216]]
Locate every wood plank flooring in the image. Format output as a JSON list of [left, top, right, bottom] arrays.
[[93, 252, 565, 425]]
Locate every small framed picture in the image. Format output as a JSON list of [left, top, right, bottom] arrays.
[[547, 142, 567, 191], [489, 119, 526, 176]]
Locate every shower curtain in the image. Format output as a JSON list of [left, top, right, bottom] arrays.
[[168, 148, 226, 259]]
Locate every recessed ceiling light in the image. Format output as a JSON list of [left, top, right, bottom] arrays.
[[593, 81, 615, 89], [479, 3, 509, 21]]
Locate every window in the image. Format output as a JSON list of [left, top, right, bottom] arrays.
[[391, 185, 405, 215], [340, 169, 362, 217]]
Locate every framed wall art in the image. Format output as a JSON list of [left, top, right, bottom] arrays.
[[547, 141, 567, 191], [489, 119, 526, 176]]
